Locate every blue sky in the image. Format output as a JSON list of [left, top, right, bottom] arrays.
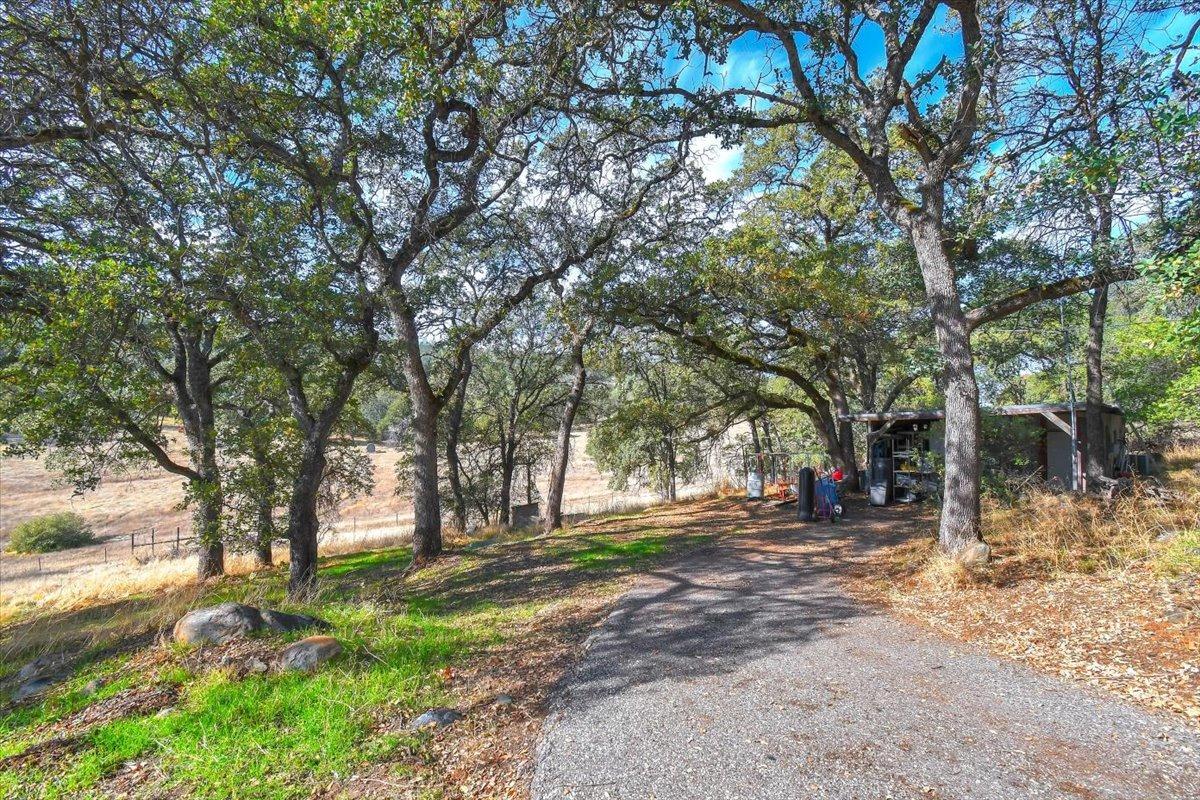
[[685, 5, 1200, 184]]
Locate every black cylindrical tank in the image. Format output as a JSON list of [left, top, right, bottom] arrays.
[[797, 467, 815, 522]]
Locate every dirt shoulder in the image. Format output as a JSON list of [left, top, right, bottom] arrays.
[[843, 496, 1200, 725]]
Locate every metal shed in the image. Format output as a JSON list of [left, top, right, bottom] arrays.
[[841, 403, 1125, 504]]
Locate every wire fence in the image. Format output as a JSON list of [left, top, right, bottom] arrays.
[[0, 524, 181, 585], [127, 525, 196, 557], [0, 482, 721, 598], [559, 482, 720, 521]]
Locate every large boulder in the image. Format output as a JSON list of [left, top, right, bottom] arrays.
[[174, 603, 332, 648], [260, 609, 330, 634], [277, 636, 342, 672], [173, 602, 264, 646]]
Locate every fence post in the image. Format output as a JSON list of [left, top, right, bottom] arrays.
[[131, 532, 135, 554], [150, 527, 155, 557], [176, 526, 180, 548]]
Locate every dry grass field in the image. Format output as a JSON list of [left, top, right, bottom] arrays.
[[0, 429, 711, 612], [1, 430, 629, 543]]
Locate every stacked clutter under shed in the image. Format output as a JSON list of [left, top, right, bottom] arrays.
[[842, 403, 1129, 505]]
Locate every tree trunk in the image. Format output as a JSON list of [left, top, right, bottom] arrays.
[[182, 417, 223, 580], [1084, 285, 1110, 489], [1084, 197, 1114, 492], [173, 333, 225, 580], [799, 399, 856, 484], [392, 301, 444, 562], [544, 337, 588, 533], [823, 358, 859, 487], [445, 352, 472, 531], [193, 484, 225, 579], [818, 405, 857, 483], [910, 215, 983, 554], [286, 441, 326, 598], [664, 436, 678, 501], [409, 396, 443, 560], [254, 493, 274, 568], [807, 411, 840, 466], [249, 439, 276, 568], [833, 408, 859, 489], [498, 441, 515, 525], [838, 437, 858, 487]]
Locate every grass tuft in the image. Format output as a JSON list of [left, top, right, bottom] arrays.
[[1153, 528, 1200, 578], [913, 552, 978, 592], [891, 445, 1200, 588]]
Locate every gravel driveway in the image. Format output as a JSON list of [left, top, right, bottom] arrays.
[[531, 509, 1200, 800]]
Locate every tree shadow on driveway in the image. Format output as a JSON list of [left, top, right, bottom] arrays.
[[554, 498, 918, 704]]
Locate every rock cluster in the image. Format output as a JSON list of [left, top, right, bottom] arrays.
[[173, 603, 344, 675], [10, 603, 345, 705]]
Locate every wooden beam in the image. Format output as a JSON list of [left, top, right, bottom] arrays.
[[1040, 410, 1072, 435]]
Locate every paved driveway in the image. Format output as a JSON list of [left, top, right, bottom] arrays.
[[532, 510, 1200, 800]]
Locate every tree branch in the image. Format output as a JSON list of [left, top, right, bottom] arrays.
[[965, 266, 1137, 331]]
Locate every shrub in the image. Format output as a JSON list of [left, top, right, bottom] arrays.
[[6, 512, 96, 553]]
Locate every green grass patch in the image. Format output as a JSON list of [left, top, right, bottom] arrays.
[[563, 532, 714, 572], [0, 502, 716, 799], [1153, 529, 1200, 578], [1, 597, 493, 800], [567, 534, 671, 570], [0, 656, 136, 756], [319, 546, 411, 578]]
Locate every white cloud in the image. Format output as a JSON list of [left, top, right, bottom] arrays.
[[691, 134, 744, 184]]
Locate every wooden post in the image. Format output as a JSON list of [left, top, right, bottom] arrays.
[[150, 527, 155, 557]]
